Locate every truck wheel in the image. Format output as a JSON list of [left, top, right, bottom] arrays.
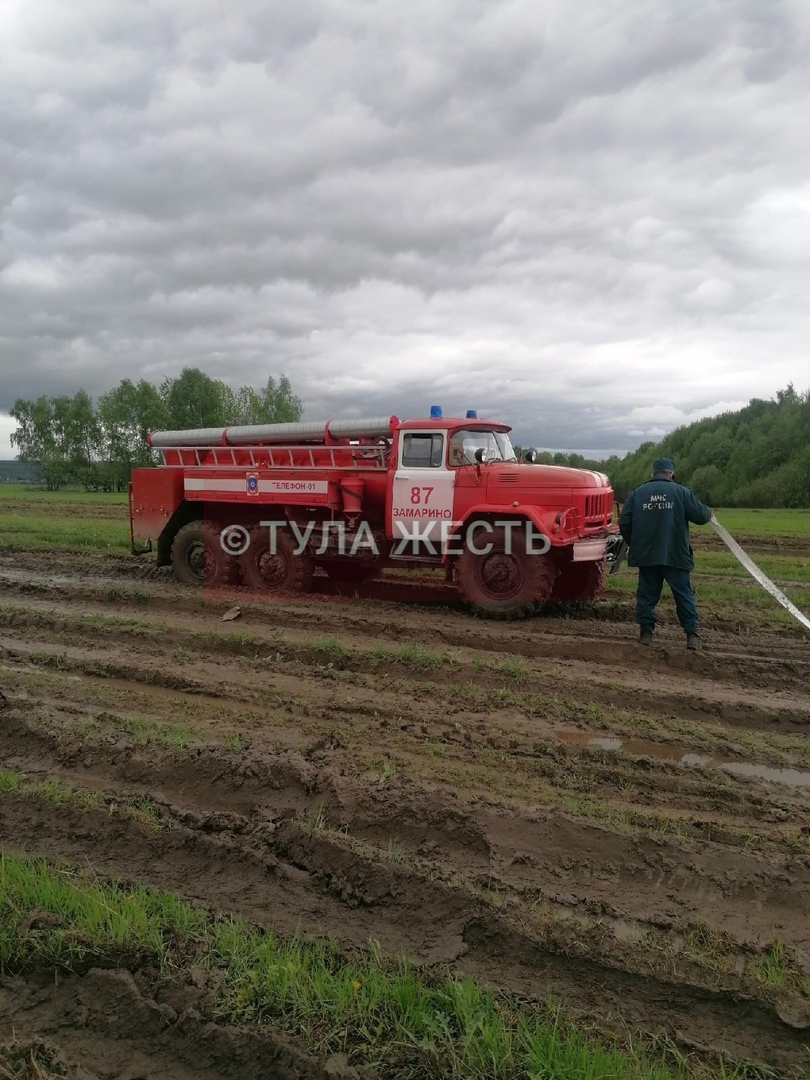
[[171, 520, 241, 588], [553, 560, 605, 602], [323, 563, 377, 586], [458, 525, 554, 620], [239, 525, 314, 594]]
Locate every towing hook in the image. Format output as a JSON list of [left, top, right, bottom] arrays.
[[604, 535, 628, 575]]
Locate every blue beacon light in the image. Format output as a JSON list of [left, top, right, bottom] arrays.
[[466, 409, 478, 419], [430, 405, 442, 417]]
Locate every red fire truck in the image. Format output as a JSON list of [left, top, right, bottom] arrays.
[[128, 406, 623, 619]]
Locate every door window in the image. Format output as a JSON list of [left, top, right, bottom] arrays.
[[401, 433, 445, 468]]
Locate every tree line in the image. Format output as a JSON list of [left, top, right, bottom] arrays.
[[537, 385, 810, 508], [10, 367, 302, 491], [10, 376, 810, 507]]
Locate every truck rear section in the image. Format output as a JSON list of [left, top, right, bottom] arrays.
[[129, 409, 620, 618]]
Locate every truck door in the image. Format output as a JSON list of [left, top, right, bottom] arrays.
[[389, 431, 456, 551]]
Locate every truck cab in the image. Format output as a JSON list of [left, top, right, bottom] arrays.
[[381, 407, 617, 617]]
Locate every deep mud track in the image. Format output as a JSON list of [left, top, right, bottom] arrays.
[[1, 549, 810, 1077]]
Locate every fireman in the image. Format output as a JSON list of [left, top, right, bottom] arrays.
[[618, 457, 712, 650]]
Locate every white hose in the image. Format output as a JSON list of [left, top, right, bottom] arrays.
[[710, 515, 810, 633]]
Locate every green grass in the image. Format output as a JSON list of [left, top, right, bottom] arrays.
[[116, 713, 192, 749], [749, 940, 790, 989], [0, 852, 742, 1080], [0, 511, 131, 552], [690, 550, 810, 583], [491, 654, 527, 682], [0, 771, 23, 795], [0, 854, 203, 966], [607, 569, 810, 599], [709, 507, 810, 536], [373, 642, 446, 670], [0, 484, 130, 553], [0, 771, 166, 830], [304, 634, 348, 659], [32, 778, 103, 811], [0, 484, 128, 504]]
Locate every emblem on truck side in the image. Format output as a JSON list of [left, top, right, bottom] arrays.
[[246, 473, 259, 495]]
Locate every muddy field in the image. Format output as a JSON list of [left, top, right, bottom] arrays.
[[1, 519, 810, 1078]]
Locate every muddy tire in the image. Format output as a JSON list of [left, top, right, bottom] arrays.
[[457, 525, 555, 620], [553, 559, 605, 602], [171, 520, 241, 588], [322, 562, 377, 586], [239, 524, 314, 594]]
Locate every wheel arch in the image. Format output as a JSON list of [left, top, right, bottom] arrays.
[[443, 506, 551, 565], [156, 500, 202, 567]]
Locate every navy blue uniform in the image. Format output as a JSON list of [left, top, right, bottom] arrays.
[[619, 476, 711, 636]]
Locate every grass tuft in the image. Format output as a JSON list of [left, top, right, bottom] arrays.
[[0, 771, 23, 795], [0, 773, 166, 832], [373, 643, 445, 670], [305, 635, 348, 659], [492, 654, 527, 682], [115, 714, 191, 749], [749, 939, 791, 988]]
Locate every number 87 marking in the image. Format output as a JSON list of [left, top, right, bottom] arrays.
[[410, 486, 433, 505]]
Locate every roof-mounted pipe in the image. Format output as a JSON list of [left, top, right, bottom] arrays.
[[148, 416, 398, 448]]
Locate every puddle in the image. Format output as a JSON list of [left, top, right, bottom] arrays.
[[556, 730, 810, 790], [720, 761, 810, 788]]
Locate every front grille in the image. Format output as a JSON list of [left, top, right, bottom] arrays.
[[584, 493, 611, 520]]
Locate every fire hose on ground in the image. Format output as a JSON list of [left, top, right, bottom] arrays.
[[606, 515, 810, 633], [708, 515, 810, 633]]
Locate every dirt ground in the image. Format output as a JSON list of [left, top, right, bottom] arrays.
[[1, 544, 810, 1078]]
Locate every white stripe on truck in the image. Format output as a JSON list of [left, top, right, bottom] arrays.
[[184, 478, 330, 495]]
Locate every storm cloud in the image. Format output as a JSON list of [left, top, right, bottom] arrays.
[[1, 0, 809, 453]]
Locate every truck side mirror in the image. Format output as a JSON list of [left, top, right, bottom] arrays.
[[524, 448, 537, 463]]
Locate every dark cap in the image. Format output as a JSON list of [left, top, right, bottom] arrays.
[[652, 457, 675, 474]]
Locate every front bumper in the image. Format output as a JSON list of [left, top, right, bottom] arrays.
[[572, 537, 609, 562]]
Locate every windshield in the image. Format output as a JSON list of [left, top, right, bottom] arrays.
[[448, 428, 517, 466]]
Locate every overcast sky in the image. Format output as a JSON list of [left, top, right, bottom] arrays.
[[1, 0, 809, 457]]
